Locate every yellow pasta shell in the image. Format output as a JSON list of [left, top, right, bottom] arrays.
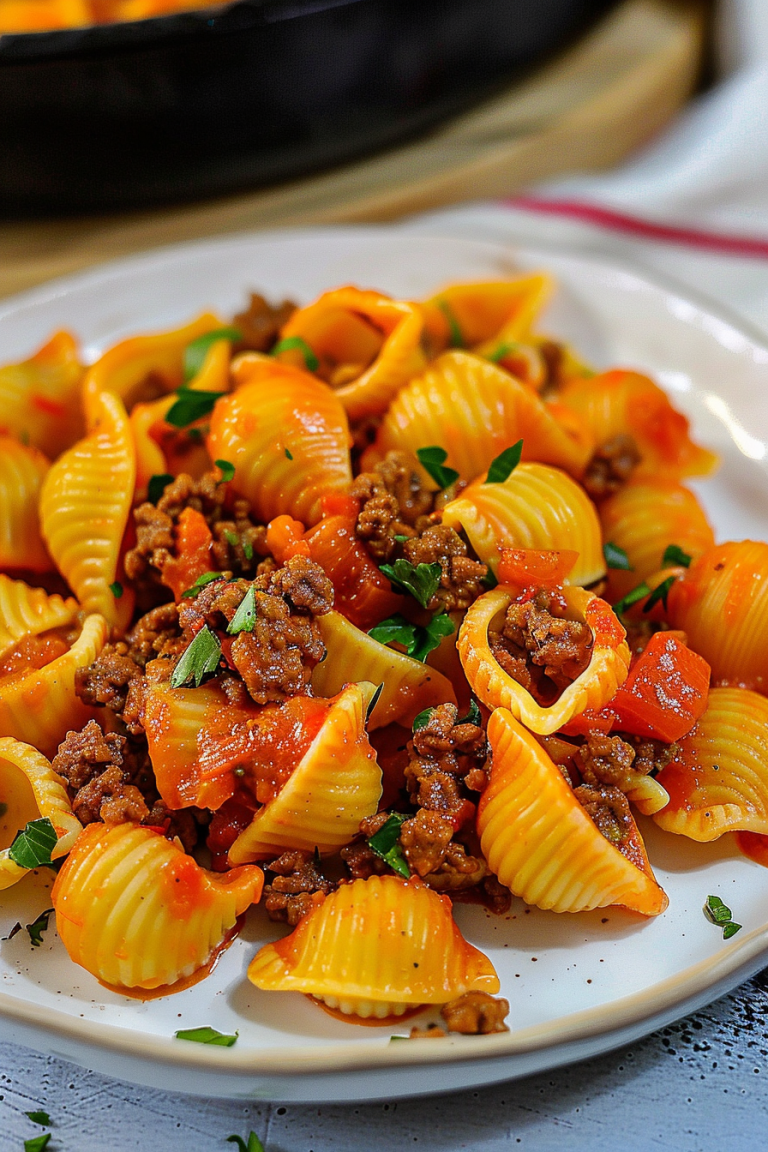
[[368, 351, 593, 483], [311, 609, 457, 728], [248, 874, 499, 1016], [52, 822, 264, 990], [0, 437, 52, 572], [478, 709, 668, 915], [207, 358, 352, 526], [0, 737, 83, 890], [0, 613, 108, 757], [420, 275, 553, 355], [458, 586, 629, 735], [228, 683, 382, 863], [0, 331, 85, 457], [40, 390, 136, 626], [653, 687, 768, 841], [442, 462, 605, 586], [0, 575, 79, 660]]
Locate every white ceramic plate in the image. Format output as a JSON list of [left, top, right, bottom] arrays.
[[2, 227, 768, 1103]]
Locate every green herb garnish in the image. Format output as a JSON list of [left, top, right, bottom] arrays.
[[227, 587, 258, 635], [184, 327, 241, 382], [226, 1134, 265, 1152], [242, 538, 254, 561], [215, 459, 235, 482], [365, 683, 384, 723], [180, 571, 225, 599], [643, 575, 676, 614], [25, 1112, 51, 1127], [147, 473, 173, 505], [603, 542, 632, 571], [412, 707, 434, 731], [481, 568, 498, 589], [485, 439, 523, 484], [369, 611, 454, 663], [8, 818, 57, 870], [26, 909, 54, 948], [170, 626, 222, 689], [109, 581, 123, 599], [704, 895, 742, 939], [457, 700, 481, 727], [416, 446, 459, 489], [24, 1136, 51, 1152], [379, 559, 441, 609], [284, 447, 293, 460], [662, 544, 693, 568], [175, 1025, 238, 1047], [368, 813, 410, 878], [272, 335, 319, 373], [165, 388, 225, 429], [612, 581, 651, 616], [487, 341, 520, 363], [436, 299, 463, 348], [224, 530, 239, 547]]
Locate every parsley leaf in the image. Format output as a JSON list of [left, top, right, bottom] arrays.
[[487, 341, 520, 363], [458, 700, 482, 727], [224, 530, 239, 547], [24, 1135, 51, 1152], [170, 626, 222, 689], [8, 818, 57, 869], [603, 542, 632, 571], [412, 707, 435, 731], [2, 922, 21, 941], [284, 447, 293, 460], [436, 299, 463, 347], [272, 335, 319, 373], [180, 571, 225, 599], [416, 446, 459, 489], [227, 587, 258, 634], [662, 543, 693, 568], [226, 1134, 266, 1152], [704, 895, 742, 940], [481, 567, 498, 589], [642, 575, 676, 614], [723, 921, 743, 939], [25, 1112, 51, 1127], [109, 581, 123, 599], [379, 559, 441, 609], [184, 327, 241, 382], [368, 813, 410, 878], [215, 459, 235, 482], [612, 581, 651, 616], [165, 388, 225, 429], [147, 473, 173, 505], [368, 611, 454, 663], [175, 1025, 238, 1047], [365, 683, 384, 723], [243, 539, 254, 561], [26, 908, 54, 948], [485, 439, 523, 484]]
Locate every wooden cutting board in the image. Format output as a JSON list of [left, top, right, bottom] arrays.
[[0, 0, 707, 301]]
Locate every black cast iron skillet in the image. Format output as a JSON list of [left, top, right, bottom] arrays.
[[0, 0, 618, 216]]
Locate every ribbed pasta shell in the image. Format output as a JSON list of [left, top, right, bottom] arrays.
[[667, 541, 768, 692], [369, 351, 594, 483], [0, 575, 79, 660], [442, 463, 605, 586], [278, 287, 427, 421], [478, 709, 668, 915], [40, 390, 136, 626], [653, 687, 768, 841], [311, 609, 457, 728], [207, 358, 351, 526], [420, 275, 553, 355], [0, 438, 51, 571], [558, 369, 718, 480], [248, 874, 498, 1016], [0, 737, 83, 890], [0, 331, 84, 457], [599, 480, 715, 600], [0, 614, 107, 757], [52, 823, 263, 990], [228, 683, 382, 863], [459, 586, 629, 735]]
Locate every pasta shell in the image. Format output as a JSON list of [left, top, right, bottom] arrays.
[[442, 463, 605, 586], [653, 687, 768, 841], [667, 541, 768, 692], [0, 438, 52, 572], [311, 609, 457, 728], [0, 331, 85, 457], [39, 390, 136, 626], [420, 275, 553, 356], [278, 287, 426, 420], [0, 737, 83, 890], [368, 351, 594, 483], [0, 576, 79, 661], [599, 480, 714, 600], [207, 357, 352, 527], [228, 683, 382, 863], [459, 586, 629, 735], [558, 370, 718, 480], [0, 614, 108, 757], [478, 708, 668, 915], [52, 823, 263, 991], [248, 874, 498, 1017]]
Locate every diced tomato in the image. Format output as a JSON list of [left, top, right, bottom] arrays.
[[305, 514, 401, 630], [497, 547, 579, 589], [206, 796, 258, 871], [161, 506, 215, 601], [266, 514, 311, 563]]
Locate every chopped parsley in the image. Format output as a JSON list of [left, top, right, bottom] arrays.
[[24, 1136, 51, 1152], [369, 611, 454, 663], [416, 446, 459, 489], [227, 587, 258, 634], [412, 707, 434, 731], [379, 559, 441, 609], [284, 447, 293, 460], [226, 1134, 266, 1152], [243, 538, 254, 561], [365, 683, 384, 723], [109, 581, 123, 599], [25, 1112, 51, 1126], [436, 299, 463, 348], [26, 908, 54, 948], [368, 813, 410, 878], [643, 575, 676, 614], [147, 473, 173, 505], [180, 571, 225, 599], [485, 439, 523, 484], [170, 626, 222, 689], [487, 341, 520, 363], [215, 459, 235, 482], [603, 542, 632, 571], [662, 543, 693, 568], [272, 335, 319, 373], [612, 581, 651, 616], [224, 530, 239, 547], [704, 895, 742, 939], [8, 818, 57, 870], [175, 1025, 238, 1046], [165, 388, 225, 429], [481, 567, 498, 589], [458, 700, 481, 727], [183, 327, 242, 382]]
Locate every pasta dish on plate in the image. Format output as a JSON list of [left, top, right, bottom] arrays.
[[0, 272, 764, 1038]]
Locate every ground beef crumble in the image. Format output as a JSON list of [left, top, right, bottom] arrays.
[[402, 525, 488, 613], [582, 434, 641, 501], [262, 849, 336, 925], [408, 992, 510, 1038], [490, 589, 592, 705], [232, 293, 296, 354], [352, 450, 434, 561]]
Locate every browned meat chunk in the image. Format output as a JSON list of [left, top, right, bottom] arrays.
[[352, 450, 434, 561], [339, 838, 389, 880], [439, 992, 510, 1035], [490, 589, 592, 704], [402, 525, 488, 612], [262, 849, 335, 926], [52, 719, 126, 792], [232, 293, 296, 353], [574, 782, 634, 845], [400, 808, 455, 877], [270, 554, 333, 616], [582, 434, 641, 501]]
